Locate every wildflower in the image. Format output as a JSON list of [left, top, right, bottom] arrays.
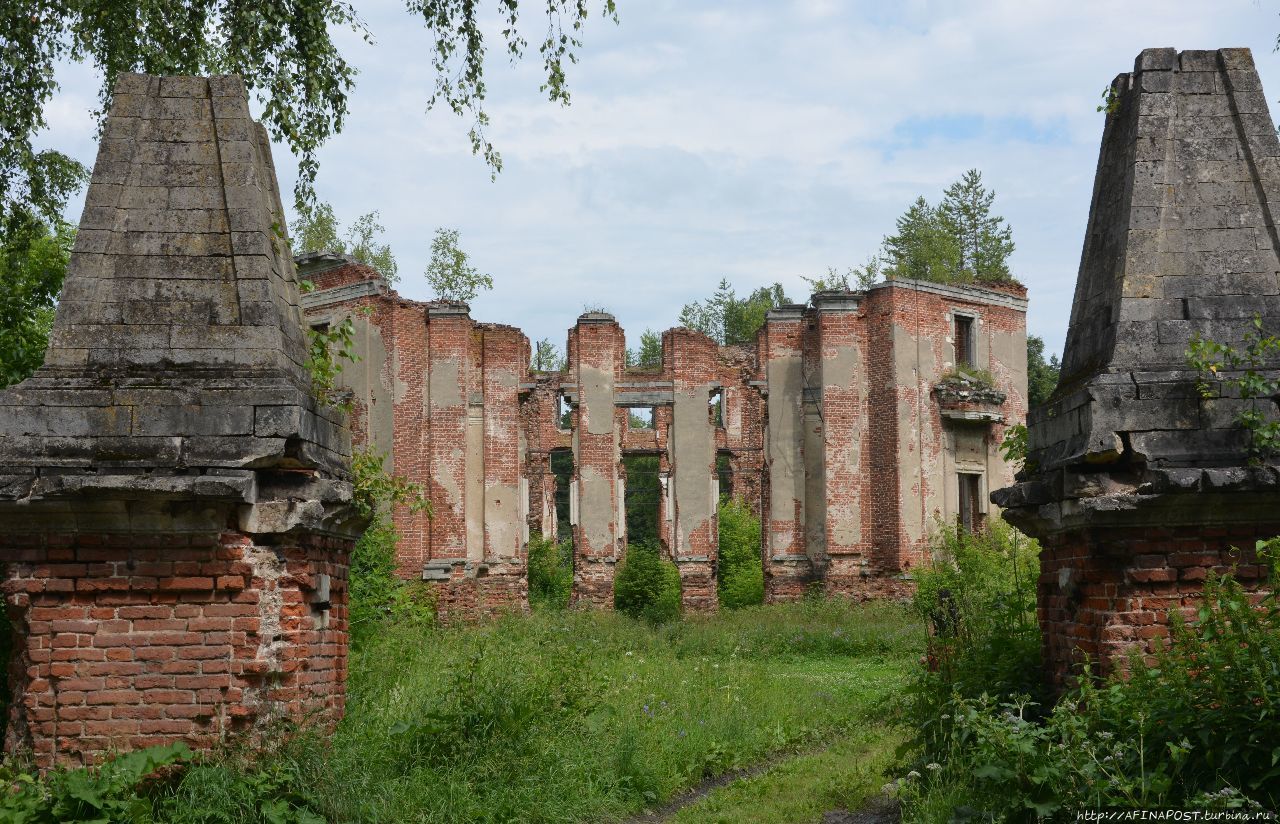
[[906, 770, 921, 780], [1097, 731, 1113, 741], [926, 762, 941, 771]]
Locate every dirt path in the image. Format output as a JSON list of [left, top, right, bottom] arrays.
[[621, 745, 899, 824], [622, 751, 799, 824]]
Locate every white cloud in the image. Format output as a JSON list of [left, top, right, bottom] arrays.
[[35, 0, 1280, 353]]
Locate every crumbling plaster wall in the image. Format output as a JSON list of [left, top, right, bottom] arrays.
[[304, 263, 1027, 613]]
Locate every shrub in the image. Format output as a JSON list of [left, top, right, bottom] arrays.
[[896, 538, 1280, 818], [527, 532, 573, 609], [614, 540, 681, 623], [901, 519, 1042, 759], [718, 496, 763, 609]]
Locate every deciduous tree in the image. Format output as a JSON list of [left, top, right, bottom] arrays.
[[2, 0, 619, 217], [1026, 335, 1060, 409], [0, 217, 76, 387], [679, 279, 791, 346], [291, 202, 399, 282], [532, 338, 565, 372], [425, 227, 493, 303]]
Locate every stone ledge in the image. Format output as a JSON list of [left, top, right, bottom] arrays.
[[995, 463, 1280, 534]]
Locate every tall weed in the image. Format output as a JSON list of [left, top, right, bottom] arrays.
[[0, 598, 924, 822]]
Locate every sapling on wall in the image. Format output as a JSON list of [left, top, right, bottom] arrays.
[[1186, 315, 1280, 465]]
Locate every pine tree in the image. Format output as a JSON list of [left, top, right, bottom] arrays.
[[883, 197, 962, 283], [938, 169, 1015, 284]]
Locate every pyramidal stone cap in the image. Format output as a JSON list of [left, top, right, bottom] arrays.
[[1025, 47, 1280, 474], [0, 73, 352, 493]]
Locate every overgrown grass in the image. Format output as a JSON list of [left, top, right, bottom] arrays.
[[163, 599, 922, 823], [672, 725, 900, 824]]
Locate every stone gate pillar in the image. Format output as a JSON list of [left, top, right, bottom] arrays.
[[994, 48, 1280, 689], [0, 73, 365, 765]]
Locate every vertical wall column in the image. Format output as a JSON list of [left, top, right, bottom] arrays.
[[570, 313, 624, 605], [482, 326, 529, 570], [424, 303, 472, 580], [760, 306, 812, 600], [666, 330, 719, 611], [810, 292, 872, 591], [883, 289, 937, 571]]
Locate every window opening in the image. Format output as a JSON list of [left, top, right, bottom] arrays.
[[557, 391, 573, 431], [957, 472, 984, 533], [716, 451, 733, 501], [628, 406, 655, 430], [708, 389, 724, 428], [954, 315, 975, 368], [623, 454, 662, 547], [550, 449, 576, 545]]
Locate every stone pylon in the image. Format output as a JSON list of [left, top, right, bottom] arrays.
[[994, 48, 1280, 688], [0, 74, 365, 765]]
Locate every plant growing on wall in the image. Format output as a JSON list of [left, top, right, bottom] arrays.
[[878, 170, 1019, 287], [532, 339, 566, 372], [291, 202, 399, 283], [1186, 316, 1280, 465], [678, 279, 791, 346], [425, 228, 494, 303]]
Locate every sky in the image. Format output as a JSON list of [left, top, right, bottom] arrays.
[[35, 0, 1280, 359]]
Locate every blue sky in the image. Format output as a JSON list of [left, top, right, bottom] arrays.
[[37, 0, 1280, 358]]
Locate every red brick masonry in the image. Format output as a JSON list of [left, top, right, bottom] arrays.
[[3, 530, 349, 767]]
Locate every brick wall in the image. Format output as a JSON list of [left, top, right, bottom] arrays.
[[1038, 523, 1278, 685], [569, 316, 625, 605], [304, 274, 1027, 615], [3, 529, 349, 767]]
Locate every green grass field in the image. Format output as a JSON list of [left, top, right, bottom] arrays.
[[163, 598, 923, 823]]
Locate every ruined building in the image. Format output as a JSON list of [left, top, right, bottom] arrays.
[[0, 74, 364, 765], [301, 257, 1028, 615], [995, 48, 1280, 687]]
